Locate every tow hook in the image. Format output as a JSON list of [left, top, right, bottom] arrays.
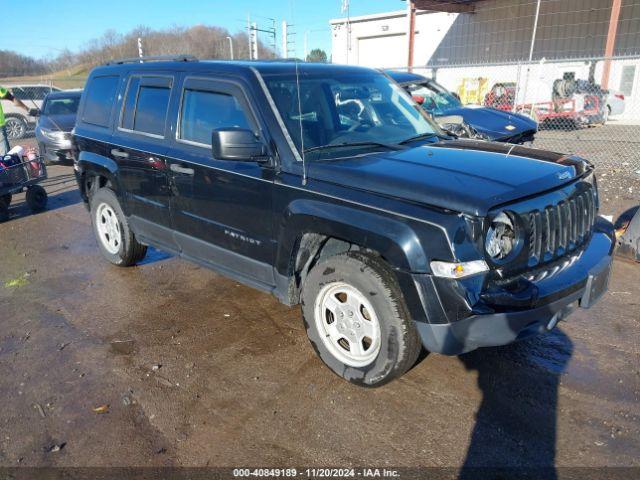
[[546, 312, 561, 331]]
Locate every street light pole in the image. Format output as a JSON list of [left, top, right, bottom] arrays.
[[226, 36, 234, 60]]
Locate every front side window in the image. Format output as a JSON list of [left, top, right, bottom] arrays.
[[82, 75, 119, 127], [263, 71, 439, 160], [405, 80, 462, 115], [179, 89, 252, 146]]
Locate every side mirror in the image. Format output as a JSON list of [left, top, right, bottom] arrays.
[[29, 108, 40, 117], [211, 128, 268, 161]]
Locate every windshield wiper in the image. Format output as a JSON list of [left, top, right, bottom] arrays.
[[398, 132, 448, 144], [303, 141, 405, 154]]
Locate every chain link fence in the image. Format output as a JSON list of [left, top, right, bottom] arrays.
[[398, 52, 640, 217]]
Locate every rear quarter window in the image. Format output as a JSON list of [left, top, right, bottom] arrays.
[[82, 75, 119, 127]]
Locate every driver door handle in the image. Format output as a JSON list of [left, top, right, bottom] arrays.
[[170, 164, 195, 176], [110, 148, 129, 159]]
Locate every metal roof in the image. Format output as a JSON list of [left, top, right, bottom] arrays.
[[412, 0, 479, 13]]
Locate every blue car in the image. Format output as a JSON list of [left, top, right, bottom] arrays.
[[387, 70, 537, 144]]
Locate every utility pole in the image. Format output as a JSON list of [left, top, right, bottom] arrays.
[[247, 14, 252, 60], [226, 36, 234, 60], [249, 21, 277, 59], [281, 21, 295, 59], [341, 0, 351, 63], [304, 31, 308, 59], [251, 22, 259, 59], [137, 37, 144, 62], [406, 1, 416, 72], [282, 21, 288, 59]]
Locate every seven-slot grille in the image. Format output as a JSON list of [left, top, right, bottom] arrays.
[[524, 184, 597, 266]]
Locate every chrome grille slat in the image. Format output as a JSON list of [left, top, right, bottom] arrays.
[[523, 185, 596, 267], [569, 200, 578, 245], [577, 195, 585, 241], [534, 211, 542, 260]]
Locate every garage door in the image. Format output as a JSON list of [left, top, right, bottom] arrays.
[[357, 33, 406, 69]]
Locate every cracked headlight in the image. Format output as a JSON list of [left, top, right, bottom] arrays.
[[38, 127, 70, 142], [485, 211, 518, 260]]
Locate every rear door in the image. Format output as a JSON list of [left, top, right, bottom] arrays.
[[166, 76, 276, 286], [112, 73, 176, 250]]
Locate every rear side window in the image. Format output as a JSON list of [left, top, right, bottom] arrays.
[[120, 76, 171, 137], [82, 75, 119, 127], [179, 90, 252, 145]]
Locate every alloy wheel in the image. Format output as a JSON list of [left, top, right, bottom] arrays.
[[314, 282, 381, 367], [96, 203, 122, 254]]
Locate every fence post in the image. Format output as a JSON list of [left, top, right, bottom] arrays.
[[520, 0, 542, 114]]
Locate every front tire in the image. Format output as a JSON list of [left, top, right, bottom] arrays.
[[90, 188, 147, 266], [301, 252, 421, 387]]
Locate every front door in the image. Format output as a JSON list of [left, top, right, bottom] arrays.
[[166, 77, 275, 286]]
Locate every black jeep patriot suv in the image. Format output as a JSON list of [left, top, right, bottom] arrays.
[[73, 57, 614, 386]]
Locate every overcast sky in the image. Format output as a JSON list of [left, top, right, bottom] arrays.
[[4, 0, 404, 60]]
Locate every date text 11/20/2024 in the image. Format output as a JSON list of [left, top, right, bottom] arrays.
[[233, 468, 400, 477]]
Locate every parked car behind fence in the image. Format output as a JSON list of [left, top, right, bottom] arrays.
[[0, 84, 61, 139]]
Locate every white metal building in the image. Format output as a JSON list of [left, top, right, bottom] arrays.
[[330, 1, 640, 120]]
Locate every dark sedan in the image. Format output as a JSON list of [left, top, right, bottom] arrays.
[[35, 90, 82, 165], [387, 71, 537, 144]]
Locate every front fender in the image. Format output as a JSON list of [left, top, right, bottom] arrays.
[[276, 199, 449, 274]]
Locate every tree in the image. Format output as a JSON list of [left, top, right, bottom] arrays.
[[306, 48, 327, 63]]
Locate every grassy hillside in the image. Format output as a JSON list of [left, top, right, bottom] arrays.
[[0, 64, 89, 89]]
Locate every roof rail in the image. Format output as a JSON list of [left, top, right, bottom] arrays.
[[104, 54, 198, 65]]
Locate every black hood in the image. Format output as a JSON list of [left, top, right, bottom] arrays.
[[308, 140, 591, 216]]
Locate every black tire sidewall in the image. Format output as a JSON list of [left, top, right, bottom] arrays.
[[0, 198, 9, 222], [90, 188, 135, 266], [26, 186, 47, 211], [301, 252, 419, 387]]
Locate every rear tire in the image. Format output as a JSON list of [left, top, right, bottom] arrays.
[[26, 185, 47, 212], [301, 251, 421, 387], [90, 188, 147, 266]]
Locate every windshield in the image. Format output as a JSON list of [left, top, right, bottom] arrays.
[[263, 71, 439, 160], [43, 96, 80, 116], [406, 80, 462, 115]]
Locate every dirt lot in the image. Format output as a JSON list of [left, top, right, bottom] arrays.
[[0, 141, 639, 475]]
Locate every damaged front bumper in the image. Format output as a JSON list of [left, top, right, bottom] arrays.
[[400, 218, 615, 355]]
